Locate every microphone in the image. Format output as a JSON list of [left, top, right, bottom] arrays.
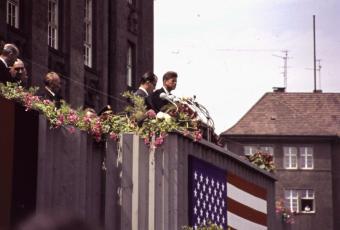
[[160, 93, 177, 101], [160, 93, 178, 111]]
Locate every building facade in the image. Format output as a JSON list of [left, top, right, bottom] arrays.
[[0, 0, 154, 111], [219, 90, 340, 230]]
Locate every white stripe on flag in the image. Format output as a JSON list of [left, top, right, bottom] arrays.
[[227, 211, 267, 230], [227, 183, 267, 214]]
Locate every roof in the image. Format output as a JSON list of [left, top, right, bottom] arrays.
[[221, 92, 340, 137]]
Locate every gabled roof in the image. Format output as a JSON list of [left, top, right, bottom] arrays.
[[221, 92, 340, 137]]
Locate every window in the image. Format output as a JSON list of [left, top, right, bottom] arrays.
[[48, 0, 59, 49], [285, 189, 315, 213], [244, 145, 273, 156], [7, 0, 19, 28], [84, 0, 92, 67], [284, 146, 314, 170], [244, 146, 256, 156], [284, 147, 298, 169], [300, 190, 315, 213], [126, 43, 135, 87], [300, 147, 313, 169], [284, 190, 299, 213], [260, 146, 274, 155]]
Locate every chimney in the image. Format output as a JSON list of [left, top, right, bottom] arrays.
[[273, 87, 286, 93]]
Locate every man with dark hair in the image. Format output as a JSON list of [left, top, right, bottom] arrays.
[[0, 43, 19, 84], [135, 71, 158, 98], [150, 71, 177, 112], [9, 58, 29, 87], [134, 71, 158, 109]]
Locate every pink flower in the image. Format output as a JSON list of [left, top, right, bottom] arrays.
[[154, 136, 164, 146], [67, 111, 79, 124], [144, 138, 150, 145], [90, 119, 103, 141], [57, 114, 65, 123], [54, 114, 65, 127], [43, 99, 52, 105], [109, 132, 117, 140], [146, 109, 156, 119], [83, 115, 92, 124], [194, 131, 203, 141]]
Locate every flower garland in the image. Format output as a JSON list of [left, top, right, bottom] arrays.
[[276, 199, 295, 224], [246, 151, 275, 172], [0, 82, 202, 147], [182, 222, 223, 230]]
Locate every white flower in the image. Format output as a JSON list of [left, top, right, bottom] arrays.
[[156, 112, 172, 122], [156, 112, 170, 119]]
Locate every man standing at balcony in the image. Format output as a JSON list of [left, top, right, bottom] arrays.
[[39, 72, 63, 108], [134, 71, 158, 109], [0, 43, 19, 84], [9, 58, 29, 88], [151, 71, 177, 113]]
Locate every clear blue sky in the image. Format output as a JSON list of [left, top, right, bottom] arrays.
[[154, 0, 340, 133]]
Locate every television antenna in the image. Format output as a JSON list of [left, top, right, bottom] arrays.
[[273, 50, 290, 89]]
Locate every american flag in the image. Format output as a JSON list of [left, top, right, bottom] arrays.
[[189, 156, 268, 230]]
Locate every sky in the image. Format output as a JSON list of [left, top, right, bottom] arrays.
[[154, 0, 340, 134]]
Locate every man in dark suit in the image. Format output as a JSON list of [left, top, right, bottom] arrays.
[[9, 58, 29, 88], [150, 71, 177, 113], [39, 72, 63, 108], [0, 43, 19, 84], [134, 71, 158, 109]]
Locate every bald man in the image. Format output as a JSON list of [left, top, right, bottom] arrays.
[[0, 43, 19, 84]]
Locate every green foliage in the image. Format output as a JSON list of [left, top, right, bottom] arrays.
[[182, 222, 223, 230], [246, 151, 275, 172]]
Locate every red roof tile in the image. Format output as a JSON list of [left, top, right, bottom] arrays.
[[221, 92, 340, 136]]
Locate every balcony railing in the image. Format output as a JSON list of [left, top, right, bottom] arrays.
[[0, 96, 277, 230]]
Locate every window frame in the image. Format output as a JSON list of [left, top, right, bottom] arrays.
[[6, 0, 20, 28], [244, 146, 257, 156], [300, 189, 315, 213], [84, 0, 93, 67], [284, 189, 299, 213], [244, 145, 274, 156], [48, 0, 59, 50], [284, 189, 316, 214], [126, 42, 135, 88], [283, 147, 298, 169], [300, 147, 314, 170]]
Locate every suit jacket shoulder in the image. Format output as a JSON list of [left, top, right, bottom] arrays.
[[0, 61, 12, 84], [134, 88, 148, 98]]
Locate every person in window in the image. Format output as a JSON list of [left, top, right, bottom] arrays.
[[39, 72, 63, 108], [134, 71, 158, 109], [0, 43, 19, 84], [150, 71, 177, 113], [9, 58, 29, 88]]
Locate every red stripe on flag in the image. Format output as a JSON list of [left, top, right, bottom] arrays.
[[227, 197, 267, 226], [227, 173, 267, 200]]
